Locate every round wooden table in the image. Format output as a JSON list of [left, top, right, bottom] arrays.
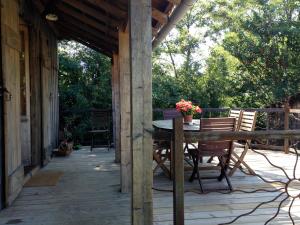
[[152, 119, 200, 179], [152, 119, 200, 131]]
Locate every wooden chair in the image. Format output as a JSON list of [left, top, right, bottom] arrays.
[[229, 109, 243, 131], [188, 117, 235, 192], [88, 110, 111, 151], [163, 108, 194, 167], [207, 109, 243, 163], [153, 109, 181, 178], [153, 130, 172, 178], [229, 111, 257, 176]]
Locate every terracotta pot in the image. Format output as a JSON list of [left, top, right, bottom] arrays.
[[183, 115, 193, 123]]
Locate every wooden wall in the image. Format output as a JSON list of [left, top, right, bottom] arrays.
[[1, 0, 22, 205], [21, 0, 59, 165], [1, 0, 59, 205]]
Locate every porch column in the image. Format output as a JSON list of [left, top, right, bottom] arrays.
[[112, 53, 121, 163], [119, 30, 132, 193], [129, 0, 153, 224]]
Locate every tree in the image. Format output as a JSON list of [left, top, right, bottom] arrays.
[[58, 41, 112, 144], [198, 0, 300, 106]]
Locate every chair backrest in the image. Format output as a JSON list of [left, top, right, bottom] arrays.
[[163, 108, 181, 120], [238, 111, 257, 132], [199, 117, 235, 152], [91, 110, 110, 130], [228, 109, 243, 131]]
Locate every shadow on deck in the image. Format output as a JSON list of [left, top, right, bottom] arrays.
[[0, 147, 130, 225], [153, 149, 300, 225], [1, 148, 300, 225]]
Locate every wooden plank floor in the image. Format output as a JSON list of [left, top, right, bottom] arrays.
[[0, 147, 130, 225], [1, 147, 300, 225], [153, 148, 300, 225]]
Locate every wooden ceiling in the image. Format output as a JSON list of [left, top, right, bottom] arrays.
[[33, 0, 182, 57]]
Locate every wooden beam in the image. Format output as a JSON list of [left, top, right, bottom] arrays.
[[85, 0, 127, 19], [152, 27, 159, 36], [168, 0, 182, 5], [57, 23, 117, 51], [119, 30, 131, 193], [111, 54, 121, 163], [57, 3, 118, 39], [62, 34, 112, 58], [31, 1, 60, 36], [45, 21, 59, 36], [153, 0, 197, 48], [63, 0, 122, 28], [152, 8, 168, 25], [58, 25, 115, 55], [41, 0, 62, 17], [172, 118, 184, 225], [130, 0, 153, 224], [57, 14, 118, 45], [184, 129, 300, 142]]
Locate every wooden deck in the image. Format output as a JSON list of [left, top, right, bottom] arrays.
[[1, 147, 300, 225], [153, 148, 300, 225], [0, 147, 130, 225]]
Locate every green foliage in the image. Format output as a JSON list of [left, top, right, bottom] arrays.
[[154, 0, 300, 108], [58, 41, 112, 144], [59, 1, 300, 144]]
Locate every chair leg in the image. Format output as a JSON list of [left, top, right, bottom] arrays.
[[153, 151, 171, 178], [90, 134, 94, 152], [189, 154, 198, 182], [153, 154, 168, 173], [229, 146, 250, 176], [224, 172, 233, 191], [184, 158, 193, 167], [218, 157, 226, 181], [196, 165, 204, 193], [218, 156, 232, 191], [207, 156, 214, 163], [107, 134, 110, 151]]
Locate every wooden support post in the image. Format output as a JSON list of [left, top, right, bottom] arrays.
[[172, 118, 184, 225], [266, 112, 269, 145], [284, 103, 290, 154], [130, 0, 153, 224], [112, 53, 121, 163], [119, 30, 132, 193]]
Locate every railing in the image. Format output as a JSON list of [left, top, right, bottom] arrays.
[[60, 107, 300, 151], [154, 107, 300, 153], [153, 117, 300, 225], [60, 108, 112, 145]]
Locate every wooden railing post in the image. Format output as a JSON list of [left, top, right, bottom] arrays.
[[172, 118, 184, 225], [266, 112, 270, 145], [284, 103, 290, 154]]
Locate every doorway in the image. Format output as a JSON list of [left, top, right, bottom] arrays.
[[19, 23, 32, 174], [0, 8, 5, 209]]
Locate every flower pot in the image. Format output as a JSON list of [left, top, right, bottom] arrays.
[[183, 115, 193, 123]]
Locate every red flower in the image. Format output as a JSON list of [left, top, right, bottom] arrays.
[[195, 106, 202, 113], [175, 99, 202, 116]]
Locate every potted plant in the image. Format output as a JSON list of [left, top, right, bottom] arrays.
[[176, 99, 202, 123]]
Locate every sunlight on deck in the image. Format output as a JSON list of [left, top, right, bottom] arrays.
[[0, 147, 130, 225], [153, 148, 300, 225], [1, 148, 300, 225]]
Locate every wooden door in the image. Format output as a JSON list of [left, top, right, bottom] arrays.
[[19, 24, 31, 167], [0, 8, 5, 209]]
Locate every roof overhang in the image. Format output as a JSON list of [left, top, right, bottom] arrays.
[[33, 0, 196, 57]]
